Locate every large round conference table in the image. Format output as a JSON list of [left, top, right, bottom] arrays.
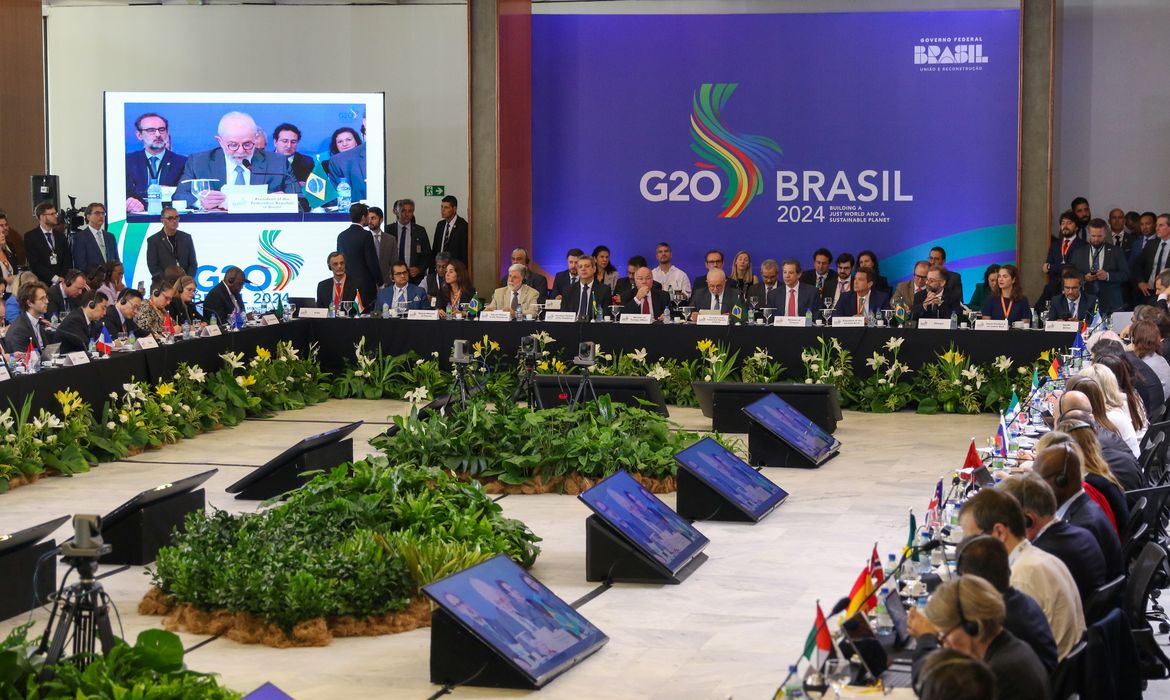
[[0, 318, 1075, 414]]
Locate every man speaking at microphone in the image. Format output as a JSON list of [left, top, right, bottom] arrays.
[[173, 111, 299, 211]]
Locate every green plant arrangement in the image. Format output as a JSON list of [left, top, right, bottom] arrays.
[[799, 336, 857, 406], [144, 459, 539, 647], [740, 346, 787, 384], [0, 624, 240, 700], [853, 337, 914, 413], [696, 339, 740, 383], [372, 395, 731, 494], [914, 343, 985, 414], [331, 338, 454, 400]]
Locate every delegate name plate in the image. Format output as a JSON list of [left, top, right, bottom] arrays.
[[975, 319, 1009, 331], [773, 315, 809, 327], [544, 311, 578, 323], [696, 314, 730, 326], [832, 316, 866, 328], [407, 310, 440, 321], [479, 310, 512, 322], [1045, 321, 1080, 333], [298, 307, 328, 318], [621, 313, 653, 325], [917, 318, 952, 330]]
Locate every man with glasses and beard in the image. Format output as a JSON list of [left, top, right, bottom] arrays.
[[125, 113, 187, 214]]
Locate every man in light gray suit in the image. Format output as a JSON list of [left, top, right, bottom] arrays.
[[173, 111, 299, 210], [368, 206, 397, 287]]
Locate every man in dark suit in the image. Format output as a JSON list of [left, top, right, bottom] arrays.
[[327, 142, 367, 203], [762, 259, 815, 318], [172, 112, 299, 210], [1033, 426, 1122, 579], [271, 122, 315, 186], [1069, 218, 1129, 314], [999, 473, 1107, 607], [833, 268, 890, 317], [72, 203, 120, 273], [145, 208, 198, 281], [25, 201, 72, 285], [613, 255, 656, 300], [689, 268, 741, 319], [550, 248, 584, 300], [692, 249, 725, 295], [367, 206, 397, 287], [1046, 268, 1097, 322], [3, 281, 51, 354], [432, 195, 469, 265], [620, 266, 670, 319], [55, 290, 109, 354], [46, 269, 87, 318], [124, 112, 187, 214], [315, 251, 359, 309], [104, 288, 144, 338], [927, 246, 964, 303], [799, 248, 834, 304], [563, 255, 612, 321], [1043, 212, 1083, 300], [911, 265, 959, 321], [392, 198, 431, 284], [500, 247, 548, 294], [1135, 214, 1170, 305], [376, 261, 430, 312], [422, 252, 452, 298], [202, 267, 246, 325], [336, 203, 381, 309]]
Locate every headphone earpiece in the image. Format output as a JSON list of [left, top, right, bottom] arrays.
[[1056, 441, 1073, 488], [1024, 514, 1035, 529], [954, 578, 980, 638]]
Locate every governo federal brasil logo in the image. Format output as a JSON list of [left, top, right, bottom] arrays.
[[257, 229, 305, 292], [640, 83, 782, 218]]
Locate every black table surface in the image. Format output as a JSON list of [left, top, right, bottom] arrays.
[[0, 319, 1074, 415]]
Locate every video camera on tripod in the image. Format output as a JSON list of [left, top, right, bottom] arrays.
[[573, 341, 597, 368]]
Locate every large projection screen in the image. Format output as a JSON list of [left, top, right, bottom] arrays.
[[104, 92, 385, 306]]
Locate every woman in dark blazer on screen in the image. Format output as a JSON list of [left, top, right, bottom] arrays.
[[980, 264, 1031, 323]]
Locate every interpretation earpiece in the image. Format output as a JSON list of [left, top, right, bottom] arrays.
[[1024, 514, 1035, 529], [954, 578, 980, 638], [1056, 441, 1074, 488]]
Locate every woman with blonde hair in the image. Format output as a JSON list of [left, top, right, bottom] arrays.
[[1079, 363, 1146, 445], [728, 250, 757, 296]]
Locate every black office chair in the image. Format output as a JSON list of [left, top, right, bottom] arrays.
[[1122, 522, 1150, 569], [1122, 496, 1148, 545], [1139, 432, 1165, 487], [1125, 541, 1170, 680], [1049, 639, 1086, 700], [1084, 574, 1125, 625]]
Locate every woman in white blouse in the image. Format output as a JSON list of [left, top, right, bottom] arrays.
[[1079, 363, 1143, 454]]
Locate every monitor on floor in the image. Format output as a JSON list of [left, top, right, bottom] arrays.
[[674, 436, 788, 520]]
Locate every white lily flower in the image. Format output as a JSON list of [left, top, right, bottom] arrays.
[[865, 352, 887, 370], [186, 366, 207, 383], [629, 348, 648, 363], [220, 352, 245, 371], [404, 386, 430, 404], [884, 336, 905, 351], [994, 356, 1013, 372]]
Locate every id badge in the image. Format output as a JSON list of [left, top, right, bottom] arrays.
[[49, 253, 58, 265]]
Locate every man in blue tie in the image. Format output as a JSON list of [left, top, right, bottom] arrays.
[[124, 113, 187, 215], [375, 261, 427, 313], [173, 111, 299, 211]]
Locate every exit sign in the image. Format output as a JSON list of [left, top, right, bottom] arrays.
[[424, 185, 446, 197]]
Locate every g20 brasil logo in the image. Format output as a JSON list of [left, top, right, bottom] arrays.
[[640, 83, 782, 218], [257, 229, 304, 291]]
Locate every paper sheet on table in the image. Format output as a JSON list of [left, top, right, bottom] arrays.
[[220, 185, 269, 195]]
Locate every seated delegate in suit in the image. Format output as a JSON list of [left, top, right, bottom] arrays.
[[173, 111, 299, 211], [928, 246, 964, 305], [614, 255, 659, 301], [485, 264, 541, 319], [967, 263, 1001, 310], [550, 248, 584, 300], [980, 264, 1031, 323], [501, 247, 548, 295], [857, 250, 892, 294], [124, 112, 187, 214], [202, 267, 246, 325], [46, 269, 88, 318], [104, 288, 144, 339], [270, 123, 315, 187], [892, 260, 929, 310], [832, 267, 890, 317], [316, 252, 359, 309], [422, 252, 452, 298], [3, 281, 52, 354], [145, 208, 198, 281], [72, 203, 120, 273], [620, 266, 670, 319], [168, 275, 203, 325], [799, 248, 834, 303], [1047, 268, 1097, 322], [688, 268, 741, 321], [376, 262, 430, 312], [1069, 218, 1129, 315], [563, 255, 613, 321], [435, 259, 477, 318], [911, 265, 958, 320], [764, 259, 816, 317], [55, 291, 109, 354], [326, 132, 367, 203]]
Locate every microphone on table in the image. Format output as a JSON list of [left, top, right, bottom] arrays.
[[774, 596, 851, 695]]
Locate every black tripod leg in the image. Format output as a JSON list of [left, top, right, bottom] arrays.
[[40, 598, 77, 675], [95, 592, 116, 655]]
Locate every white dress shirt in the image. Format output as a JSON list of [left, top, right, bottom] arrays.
[[652, 265, 691, 297]]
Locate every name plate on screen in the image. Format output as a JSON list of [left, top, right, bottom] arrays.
[[225, 192, 299, 214], [975, 319, 1009, 331], [832, 316, 865, 327], [544, 299, 562, 310], [773, 315, 810, 327], [136, 335, 159, 349], [1045, 321, 1080, 332], [407, 310, 439, 321], [63, 351, 90, 366], [544, 311, 578, 323], [479, 310, 512, 322], [262, 314, 280, 326], [0, 366, 9, 381], [202, 324, 223, 337], [298, 308, 328, 319], [917, 318, 953, 330], [621, 313, 653, 324], [696, 314, 730, 326]]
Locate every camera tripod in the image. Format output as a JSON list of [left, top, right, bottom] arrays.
[[450, 359, 478, 409], [512, 351, 543, 409], [37, 555, 117, 680], [567, 363, 598, 411]]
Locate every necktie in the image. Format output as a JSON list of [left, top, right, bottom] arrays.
[[1061, 238, 1071, 258], [787, 288, 796, 316], [511, 290, 521, 314], [45, 230, 54, 251], [334, 281, 342, 306], [395, 288, 405, 308], [401, 225, 410, 265], [712, 294, 720, 311], [1091, 246, 1102, 273], [234, 165, 245, 186], [95, 230, 107, 260], [579, 285, 590, 317], [858, 296, 866, 315], [1069, 300, 1077, 319], [766, 285, 775, 306], [148, 155, 160, 183], [32, 318, 42, 349], [816, 275, 824, 291], [373, 232, 381, 259], [642, 295, 651, 315], [442, 222, 451, 252], [1153, 242, 1167, 285]]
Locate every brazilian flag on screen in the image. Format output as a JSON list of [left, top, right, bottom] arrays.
[[303, 155, 336, 209]]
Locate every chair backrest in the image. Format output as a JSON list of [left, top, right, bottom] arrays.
[[1139, 419, 1170, 455], [1125, 540, 1168, 627], [1122, 522, 1150, 568], [1085, 574, 1127, 625], [1049, 639, 1088, 700], [1123, 496, 1148, 544], [1139, 432, 1165, 484]]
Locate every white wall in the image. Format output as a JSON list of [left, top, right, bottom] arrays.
[[44, 4, 468, 228], [1055, 0, 1170, 216]]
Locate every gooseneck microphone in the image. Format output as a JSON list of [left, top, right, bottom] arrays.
[[773, 596, 851, 695]]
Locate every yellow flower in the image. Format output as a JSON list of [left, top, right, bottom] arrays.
[[1039, 350, 1051, 361], [55, 390, 80, 416], [156, 382, 175, 398], [553, 359, 567, 373], [255, 346, 272, 361], [472, 342, 483, 354], [490, 341, 500, 352], [242, 375, 257, 387], [696, 339, 715, 354], [537, 361, 550, 371]]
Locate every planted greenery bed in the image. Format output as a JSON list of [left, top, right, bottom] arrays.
[[371, 396, 725, 493], [0, 626, 239, 700], [144, 459, 539, 646]]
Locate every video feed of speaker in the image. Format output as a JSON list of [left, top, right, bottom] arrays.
[[674, 436, 789, 520], [742, 393, 841, 463]]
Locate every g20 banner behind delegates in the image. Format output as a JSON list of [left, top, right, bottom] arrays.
[[531, 11, 1020, 293]]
